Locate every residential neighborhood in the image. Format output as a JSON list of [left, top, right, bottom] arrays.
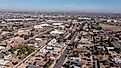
[[0, 12, 121, 68]]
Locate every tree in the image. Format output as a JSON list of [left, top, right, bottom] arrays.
[[30, 33, 34, 37], [24, 35, 29, 40]]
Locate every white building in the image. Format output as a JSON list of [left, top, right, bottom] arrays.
[[78, 17, 91, 21], [47, 38, 57, 46], [0, 46, 6, 50], [114, 58, 121, 63], [50, 29, 64, 35], [35, 38, 43, 41], [34, 25, 43, 29], [0, 59, 10, 66], [53, 23, 63, 26], [107, 19, 112, 22], [34, 24, 51, 29]]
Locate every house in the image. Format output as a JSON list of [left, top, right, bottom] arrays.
[[34, 60, 47, 67], [4, 54, 12, 60], [0, 46, 6, 50], [47, 38, 57, 46], [45, 47, 54, 50], [114, 58, 121, 63], [78, 17, 91, 21], [59, 25, 65, 29], [0, 20, 2, 23], [4, 18, 35, 22], [34, 24, 51, 29], [0, 59, 10, 66], [93, 30, 99, 33], [26, 65, 43, 68], [69, 57, 81, 62], [106, 47, 114, 51], [40, 38, 62, 54], [5, 19, 24, 22], [0, 50, 11, 60], [52, 23, 63, 26], [107, 19, 113, 22], [42, 47, 60, 54], [1, 31, 10, 35], [14, 29, 31, 36], [72, 20, 79, 24], [0, 53, 4, 58], [80, 37, 92, 44], [1, 21, 6, 23], [40, 46, 54, 53], [50, 29, 64, 35], [7, 37, 24, 47], [82, 31, 88, 36], [35, 38, 43, 41], [40, 24, 51, 27], [34, 25, 43, 29], [0, 41, 8, 47], [25, 18, 36, 21]]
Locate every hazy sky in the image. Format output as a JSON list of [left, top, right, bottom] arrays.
[[0, 0, 121, 13]]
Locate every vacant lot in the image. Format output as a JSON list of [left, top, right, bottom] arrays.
[[100, 23, 121, 31]]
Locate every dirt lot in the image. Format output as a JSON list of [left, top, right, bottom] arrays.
[[100, 23, 121, 31]]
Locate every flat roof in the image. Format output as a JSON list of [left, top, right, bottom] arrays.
[[0, 60, 9, 65]]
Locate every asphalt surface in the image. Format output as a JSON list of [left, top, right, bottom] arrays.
[[54, 31, 77, 68], [112, 39, 121, 48], [104, 31, 121, 48]]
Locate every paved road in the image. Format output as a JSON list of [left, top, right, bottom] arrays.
[[54, 31, 77, 68], [104, 30, 121, 67], [13, 28, 55, 68], [24, 28, 55, 43], [104, 31, 121, 48], [112, 39, 121, 48]]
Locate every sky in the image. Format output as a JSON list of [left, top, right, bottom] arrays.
[[0, 0, 121, 13]]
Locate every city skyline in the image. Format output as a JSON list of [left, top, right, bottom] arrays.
[[0, 0, 121, 13]]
